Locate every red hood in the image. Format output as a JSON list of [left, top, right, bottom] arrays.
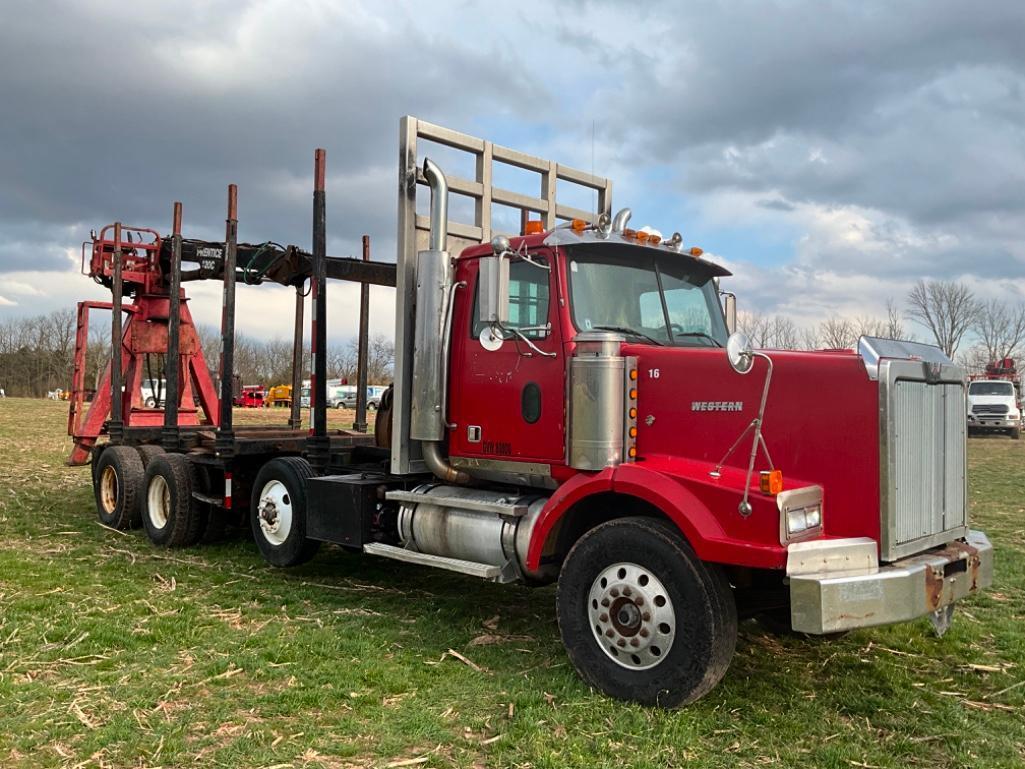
[[623, 343, 881, 542]]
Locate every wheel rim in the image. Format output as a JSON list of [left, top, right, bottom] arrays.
[[588, 561, 677, 670], [100, 466, 118, 514], [257, 480, 292, 546], [147, 475, 170, 530]]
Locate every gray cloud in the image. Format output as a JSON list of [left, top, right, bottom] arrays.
[[3, 0, 1025, 336]]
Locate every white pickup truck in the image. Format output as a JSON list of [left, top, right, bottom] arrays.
[[966, 379, 1021, 439]]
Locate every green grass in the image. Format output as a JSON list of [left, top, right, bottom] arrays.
[[0, 398, 1022, 768]]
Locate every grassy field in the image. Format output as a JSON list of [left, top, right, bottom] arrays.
[[0, 398, 1022, 769]]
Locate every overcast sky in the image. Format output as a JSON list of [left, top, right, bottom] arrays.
[[2, 0, 1024, 344]]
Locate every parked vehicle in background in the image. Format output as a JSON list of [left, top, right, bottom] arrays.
[[266, 384, 293, 408], [967, 379, 1021, 438], [339, 385, 386, 410], [141, 378, 166, 408], [327, 384, 356, 409], [233, 385, 266, 408]]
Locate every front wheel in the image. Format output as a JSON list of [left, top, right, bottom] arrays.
[[556, 517, 737, 708], [250, 457, 321, 567], [1011, 427, 1020, 440]]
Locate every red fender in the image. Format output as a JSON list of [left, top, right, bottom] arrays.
[[526, 463, 787, 572], [525, 467, 614, 571]]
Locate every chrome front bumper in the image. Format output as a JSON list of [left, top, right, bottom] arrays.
[[967, 415, 1019, 429], [788, 530, 993, 634]]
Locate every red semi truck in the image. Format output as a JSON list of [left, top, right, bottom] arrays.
[[73, 117, 992, 707]]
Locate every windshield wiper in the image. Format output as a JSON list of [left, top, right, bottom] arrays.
[[672, 331, 723, 348], [591, 325, 664, 346]]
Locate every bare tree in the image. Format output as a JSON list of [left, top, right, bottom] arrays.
[[973, 298, 1025, 364], [736, 311, 769, 347], [818, 317, 857, 349], [906, 280, 979, 358], [884, 298, 911, 340]]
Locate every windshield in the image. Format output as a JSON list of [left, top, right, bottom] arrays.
[[566, 245, 728, 346], [969, 381, 1014, 396]]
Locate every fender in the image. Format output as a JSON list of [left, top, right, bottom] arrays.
[[525, 467, 614, 571], [526, 463, 787, 572]]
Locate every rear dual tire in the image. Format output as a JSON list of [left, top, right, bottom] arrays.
[[142, 453, 206, 547], [93, 446, 144, 530]]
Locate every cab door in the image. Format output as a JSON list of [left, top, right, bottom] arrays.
[[447, 250, 565, 464]]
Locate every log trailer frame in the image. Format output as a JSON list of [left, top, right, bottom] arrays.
[[73, 117, 993, 707]]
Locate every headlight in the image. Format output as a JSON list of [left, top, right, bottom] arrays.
[[786, 504, 822, 536], [787, 509, 808, 534], [778, 486, 824, 543]]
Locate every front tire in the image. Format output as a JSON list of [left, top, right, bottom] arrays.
[[1011, 427, 1020, 440], [250, 457, 321, 567], [93, 446, 144, 529], [557, 517, 737, 708]]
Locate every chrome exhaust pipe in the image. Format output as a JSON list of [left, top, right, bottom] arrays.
[[611, 207, 632, 232], [423, 158, 448, 252], [413, 158, 469, 484]]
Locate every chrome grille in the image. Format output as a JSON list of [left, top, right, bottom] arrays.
[[973, 404, 1008, 415], [890, 380, 966, 557]]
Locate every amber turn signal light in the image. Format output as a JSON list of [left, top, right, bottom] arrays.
[[759, 469, 783, 495], [524, 220, 544, 235]]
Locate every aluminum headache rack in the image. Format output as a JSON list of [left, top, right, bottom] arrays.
[[392, 116, 613, 475]]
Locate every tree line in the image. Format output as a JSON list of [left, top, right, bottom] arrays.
[[1, 277, 1020, 397], [0, 311, 394, 398], [737, 279, 1025, 372]]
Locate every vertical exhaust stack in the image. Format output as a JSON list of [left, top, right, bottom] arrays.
[[412, 159, 470, 484]]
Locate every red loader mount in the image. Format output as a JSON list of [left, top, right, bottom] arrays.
[[71, 117, 993, 707]]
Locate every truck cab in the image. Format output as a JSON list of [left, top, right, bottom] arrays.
[[967, 378, 1021, 438]]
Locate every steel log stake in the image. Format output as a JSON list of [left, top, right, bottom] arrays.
[[109, 222, 124, 443], [353, 234, 370, 433], [289, 284, 304, 430], [216, 185, 238, 458], [162, 202, 183, 450], [308, 149, 329, 473]]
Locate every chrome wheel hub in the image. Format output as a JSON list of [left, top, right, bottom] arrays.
[[588, 561, 676, 670]]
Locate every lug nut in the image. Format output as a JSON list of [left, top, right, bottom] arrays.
[[630, 638, 640, 647], [599, 613, 609, 623], [642, 612, 651, 622], [601, 598, 610, 607], [634, 596, 644, 606], [605, 629, 614, 638], [616, 639, 626, 648], [623, 587, 633, 596], [639, 628, 649, 638], [610, 588, 620, 597]]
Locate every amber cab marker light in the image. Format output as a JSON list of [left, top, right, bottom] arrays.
[[628, 446, 637, 458], [629, 426, 638, 438], [571, 218, 587, 232], [524, 220, 544, 235], [629, 388, 638, 400], [759, 469, 784, 495], [629, 369, 638, 381], [629, 407, 637, 419], [689, 246, 704, 257]]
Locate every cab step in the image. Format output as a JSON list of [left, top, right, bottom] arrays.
[[362, 542, 516, 582]]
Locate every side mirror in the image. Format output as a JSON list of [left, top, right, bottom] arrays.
[[479, 241, 510, 328], [726, 332, 754, 375], [722, 292, 737, 335]]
